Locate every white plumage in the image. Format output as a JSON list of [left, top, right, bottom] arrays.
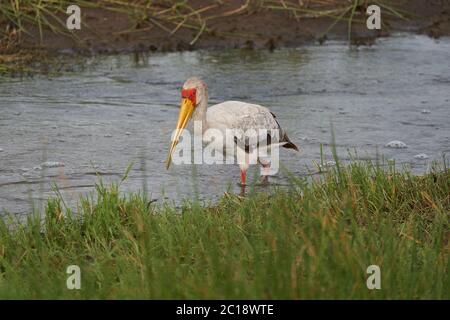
[[166, 77, 298, 187], [207, 101, 280, 132]]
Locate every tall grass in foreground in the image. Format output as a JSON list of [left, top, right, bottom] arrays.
[[0, 160, 448, 299]]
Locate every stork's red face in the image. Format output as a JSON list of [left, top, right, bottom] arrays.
[[165, 87, 197, 169], [181, 88, 197, 105]]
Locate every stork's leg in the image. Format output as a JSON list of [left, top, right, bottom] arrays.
[[238, 154, 249, 187], [240, 169, 247, 186], [239, 169, 247, 196], [259, 159, 270, 184]]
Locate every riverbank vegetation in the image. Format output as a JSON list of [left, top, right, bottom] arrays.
[[0, 159, 448, 299], [2, 0, 442, 75]]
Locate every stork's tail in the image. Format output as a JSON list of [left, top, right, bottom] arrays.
[[281, 132, 299, 151]]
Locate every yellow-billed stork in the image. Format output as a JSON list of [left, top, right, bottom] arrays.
[[166, 77, 299, 186]]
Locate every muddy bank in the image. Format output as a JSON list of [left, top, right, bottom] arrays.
[[1, 0, 450, 61]]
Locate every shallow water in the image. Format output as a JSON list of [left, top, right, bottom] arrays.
[[1, 34, 449, 215]]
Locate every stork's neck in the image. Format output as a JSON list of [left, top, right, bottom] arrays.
[[191, 92, 208, 133]]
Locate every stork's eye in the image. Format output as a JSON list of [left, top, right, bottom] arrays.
[[181, 88, 197, 106]]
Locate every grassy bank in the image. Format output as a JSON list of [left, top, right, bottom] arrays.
[[0, 160, 448, 299]]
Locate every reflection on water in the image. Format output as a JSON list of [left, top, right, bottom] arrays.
[[1, 34, 449, 215]]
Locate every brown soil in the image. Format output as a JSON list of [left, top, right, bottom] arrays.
[[1, 0, 450, 58]]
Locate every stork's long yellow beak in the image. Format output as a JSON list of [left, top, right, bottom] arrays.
[[166, 98, 195, 169]]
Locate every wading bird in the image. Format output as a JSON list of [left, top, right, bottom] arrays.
[[166, 77, 298, 187]]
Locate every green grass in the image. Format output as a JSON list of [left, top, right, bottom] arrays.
[[0, 159, 448, 299]]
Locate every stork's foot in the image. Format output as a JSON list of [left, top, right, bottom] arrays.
[[239, 184, 246, 196], [260, 175, 269, 185]]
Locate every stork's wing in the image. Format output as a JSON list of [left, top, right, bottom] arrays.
[[206, 101, 298, 153], [207, 101, 280, 132]]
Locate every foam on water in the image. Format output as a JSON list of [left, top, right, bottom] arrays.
[[41, 161, 65, 168], [414, 153, 429, 160], [385, 141, 408, 149]]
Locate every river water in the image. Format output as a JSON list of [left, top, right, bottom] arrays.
[[1, 34, 449, 215]]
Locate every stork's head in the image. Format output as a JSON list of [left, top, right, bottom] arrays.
[[166, 77, 207, 169]]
